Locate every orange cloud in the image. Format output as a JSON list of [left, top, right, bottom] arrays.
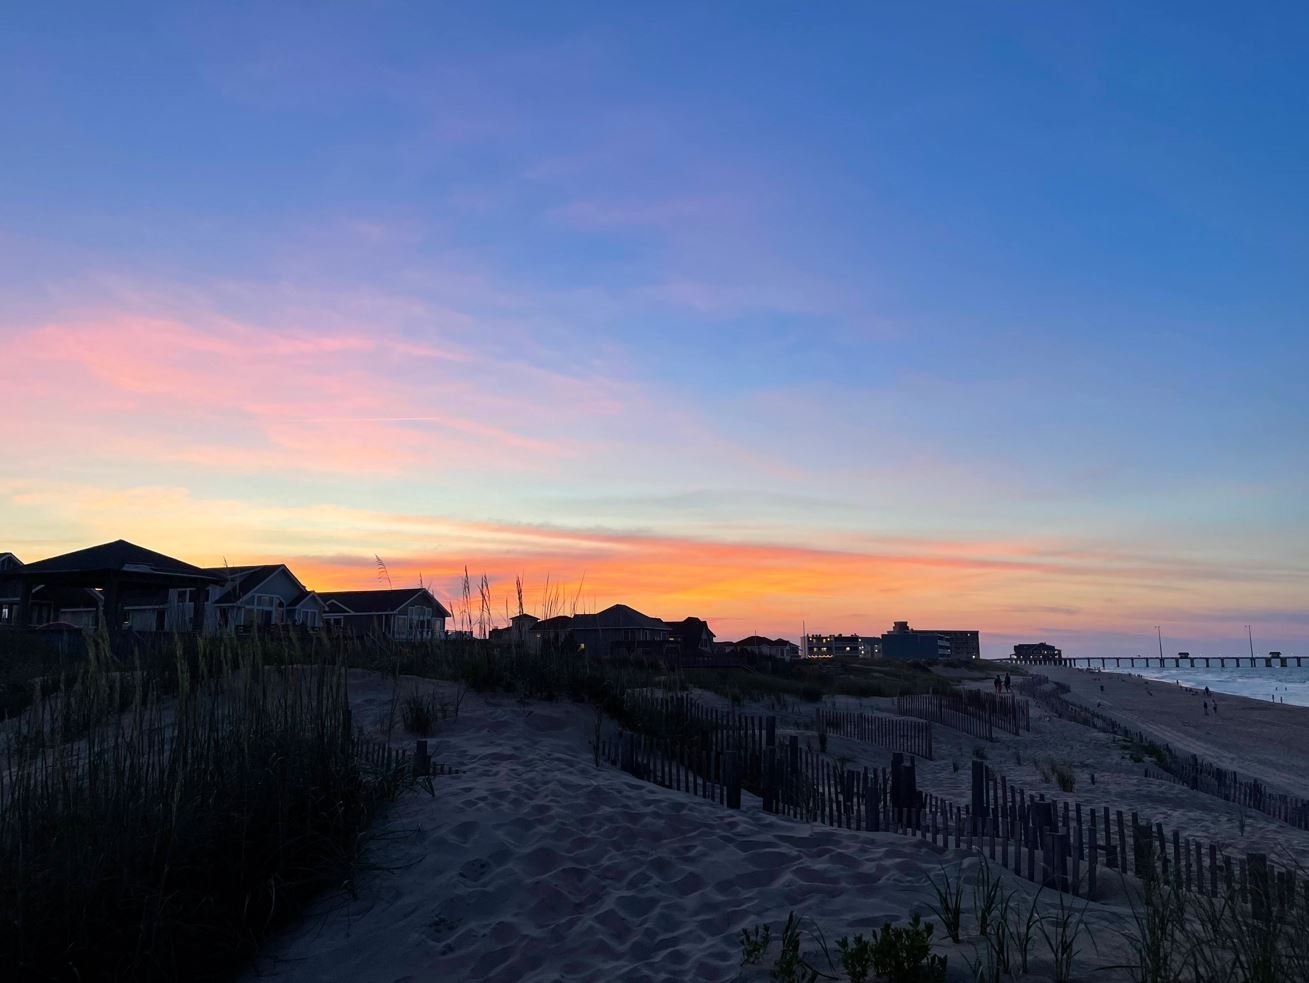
[[4, 474, 1304, 648]]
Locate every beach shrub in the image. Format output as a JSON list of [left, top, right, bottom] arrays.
[[1118, 854, 1309, 983], [1035, 758, 1077, 793], [927, 865, 964, 942], [402, 687, 439, 735], [836, 932, 875, 982], [1118, 736, 1171, 768], [740, 923, 771, 966], [1038, 892, 1088, 983], [972, 856, 1003, 941], [772, 911, 819, 983], [871, 915, 947, 983]]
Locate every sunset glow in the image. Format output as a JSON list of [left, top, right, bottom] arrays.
[[3, 5, 1306, 656]]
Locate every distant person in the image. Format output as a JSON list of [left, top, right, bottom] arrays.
[[1203, 701, 1208, 716], [1004, 673, 1011, 692], [1204, 686, 1210, 698]]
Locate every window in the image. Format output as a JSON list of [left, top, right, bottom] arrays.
[[166, 589, 195, 630], [247, 594, 285, 627], [397, 605, 433, 639]]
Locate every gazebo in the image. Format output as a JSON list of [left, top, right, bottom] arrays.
[[11, 540, 223, 631]]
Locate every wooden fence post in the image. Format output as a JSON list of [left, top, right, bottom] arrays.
[[412, 738, 430, 777], [725, 750, 741, 809], [1249, 853, 1270, 922], [971, 759, 986, 834]]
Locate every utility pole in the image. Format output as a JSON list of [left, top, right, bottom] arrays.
[[1245, 624, 1255, 660]]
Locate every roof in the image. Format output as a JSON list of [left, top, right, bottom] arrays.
[[571, 604, 666, 631], [666, 616, 714, 639], [530, 615, 573, 632], [510, 613, 540, 625], [0, 583, 103, 607], [0, 552, 22, 572], [15, 540, 221, 583], [318, 587, 452, 618], [736, 635, 781, 647], [204, 564, 306, 606]]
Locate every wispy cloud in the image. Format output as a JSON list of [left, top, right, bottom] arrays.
[[5, 480, 1305, 652]]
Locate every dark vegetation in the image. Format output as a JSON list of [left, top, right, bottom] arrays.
[[1118, 735, 1173, 769], [0, 633, 416, 982], [736, 910, 948, 983]]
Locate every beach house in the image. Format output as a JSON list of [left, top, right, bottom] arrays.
[[0, 541, 222, 632], [320, 587, 450, 640], [203, 564, 326, 632], [487, 613, 542, 650], [0, 552, 104, 628], [730, 635, 801, 660]]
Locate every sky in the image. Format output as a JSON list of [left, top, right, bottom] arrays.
[[1, 3, 1306, 657]]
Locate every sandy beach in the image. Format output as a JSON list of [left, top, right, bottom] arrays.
[[244, 674, 990, 983], [242, 665, 1309, 981], [1039, 664, 1309, 793]]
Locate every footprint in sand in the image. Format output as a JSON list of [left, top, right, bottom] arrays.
[[458, 857, 493, 882], [428, 912, 461, 939]]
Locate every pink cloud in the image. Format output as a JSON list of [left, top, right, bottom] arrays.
[[1, 308, 594, 475]]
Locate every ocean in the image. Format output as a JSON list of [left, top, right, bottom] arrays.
[[1093, 663, 1309, 708]]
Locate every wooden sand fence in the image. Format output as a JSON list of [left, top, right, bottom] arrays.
[[813, 705, 934, 759], [622, 691, 932, 777], [352, 734, 456, 780], [1151, 757, 1309, 830], [1019, 673, 1309, 831], [601, 707, 1304, 913], [894, 691, 1029, 740], [963, 760, 1307, 912]]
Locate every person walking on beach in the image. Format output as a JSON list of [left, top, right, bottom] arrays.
[[1004, 673, 1011, 692], [1203, 700, 1208, 716]]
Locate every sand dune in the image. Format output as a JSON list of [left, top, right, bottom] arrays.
[[246, 674, 1012, 982], [247, 665, 1309, 981]]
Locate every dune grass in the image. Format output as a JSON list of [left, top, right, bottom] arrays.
[[0, 635, 412, 982]]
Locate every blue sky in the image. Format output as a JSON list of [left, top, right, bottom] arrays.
[[1, 3, 1306, 654]]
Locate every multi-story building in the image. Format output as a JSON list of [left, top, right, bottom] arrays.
[[1012, 642, 1062, 663], [926, 628, 981, 661], [804, 634, 880, 659], [879, 623, 984, 662], [881, 621, 950, 661]]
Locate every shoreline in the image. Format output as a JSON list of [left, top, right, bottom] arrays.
[[1034, 663, 1309, 794]]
